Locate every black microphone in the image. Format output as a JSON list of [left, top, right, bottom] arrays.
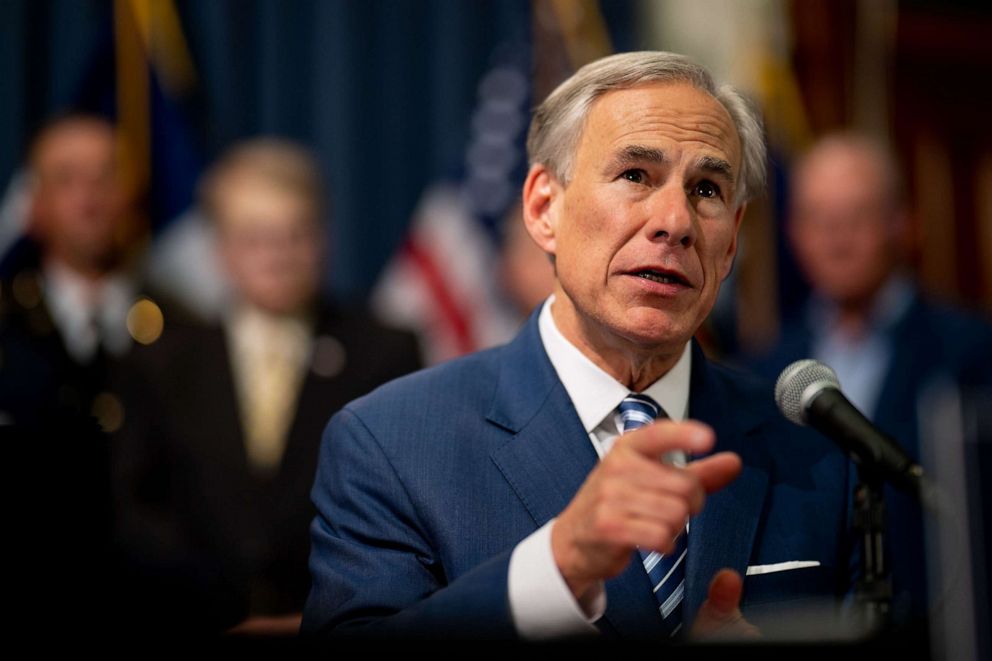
[[775, 359, 925, 496]]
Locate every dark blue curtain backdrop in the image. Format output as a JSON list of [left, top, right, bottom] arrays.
[[0, 0, 638, 299]]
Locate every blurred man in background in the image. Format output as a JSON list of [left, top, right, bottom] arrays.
[[748, 131, 992, 626], [0, 114, 168, 633], [112, 139, 421, 635], [0, 113, 155, 432]]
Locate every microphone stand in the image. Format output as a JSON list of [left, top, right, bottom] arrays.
[[852, 463, 892, 633]]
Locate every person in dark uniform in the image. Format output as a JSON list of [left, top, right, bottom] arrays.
[[112, 138, 422, 635]]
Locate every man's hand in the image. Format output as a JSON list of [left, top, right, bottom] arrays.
[[550, 420, 742, 600], [690, 569, 761, 640], [226, 613, 303, 637]]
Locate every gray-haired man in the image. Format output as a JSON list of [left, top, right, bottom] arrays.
[[303, 51, 851, 640]]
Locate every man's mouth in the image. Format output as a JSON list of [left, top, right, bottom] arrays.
[[632, 269, 690, 287]]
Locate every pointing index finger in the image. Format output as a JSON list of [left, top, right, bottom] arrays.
[[624, 419, 715, 458]]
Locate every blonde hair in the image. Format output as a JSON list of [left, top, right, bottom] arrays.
[[200, 138, 327, 221]]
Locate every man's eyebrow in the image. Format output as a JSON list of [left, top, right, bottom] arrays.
[[607, 147, 734, 180], [696, 155, 734, 181], [608, 145, 668, 169]]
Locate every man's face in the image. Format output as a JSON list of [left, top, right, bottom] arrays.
[[526, 82, 745, 357], [215, 176, 323, 315], [789, 144, 902, 307], [31, 120, 128, 272]]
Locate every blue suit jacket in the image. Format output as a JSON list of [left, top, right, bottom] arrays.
[[302, 311, 852, 638]]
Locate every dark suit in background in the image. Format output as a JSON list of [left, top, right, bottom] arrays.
[[0, 114, 194, 637], [0, 241, 179, 431], [0, 244, 189, 633], [113, 300, 421, 630]]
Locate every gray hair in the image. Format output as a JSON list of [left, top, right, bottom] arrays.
[[526, 51, 767, 206]]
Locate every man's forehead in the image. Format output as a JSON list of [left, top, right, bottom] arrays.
[[798, 142, 884, 184], [793, 143, 893, 208], [579, 82, 741, 170], [216, 173, 319, 223], [35, 122, 116, 169]]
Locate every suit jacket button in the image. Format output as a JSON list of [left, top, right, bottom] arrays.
[[311, 335, 346, 378]]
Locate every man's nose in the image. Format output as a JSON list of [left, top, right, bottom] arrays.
[[645, 184, 696, 248]]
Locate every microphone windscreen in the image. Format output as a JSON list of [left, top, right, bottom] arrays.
[[774, 359, 841, 426]]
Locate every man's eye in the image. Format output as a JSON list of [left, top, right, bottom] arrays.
[[694, 180, 720, 199], [621, 169, 646, 184]]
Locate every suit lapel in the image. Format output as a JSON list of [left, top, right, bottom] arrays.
[[191, 327, 254, 483], [487, 313, 597, 528], [683, 343, 771, 627], [871, 296, 929, 457], [486, 312, 670, 637]]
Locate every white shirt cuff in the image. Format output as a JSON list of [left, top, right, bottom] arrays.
[[507, 518, 606, 640]]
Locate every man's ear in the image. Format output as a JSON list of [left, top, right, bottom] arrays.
[[521, 164, 561, 257], [720, 202, 747, 280]]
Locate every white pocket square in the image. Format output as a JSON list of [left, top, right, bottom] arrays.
[[745, 560, 821, 576]]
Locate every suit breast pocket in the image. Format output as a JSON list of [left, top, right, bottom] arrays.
[[740, 563, 850, 639], [741, 562, 837, 607]]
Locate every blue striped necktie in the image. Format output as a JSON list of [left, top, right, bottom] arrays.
[[618, 394, 686, 638]]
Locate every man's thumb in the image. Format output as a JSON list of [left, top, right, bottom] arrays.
[[691, 568, 760, 640], [703, 568, 743, 615]]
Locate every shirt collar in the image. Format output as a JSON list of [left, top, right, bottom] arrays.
[[43, 260, 137, 358], [226, 302, 313, 361], [808, 273, 915, 338], [44, 259, 97, 325], [537, 296, 692, 434]]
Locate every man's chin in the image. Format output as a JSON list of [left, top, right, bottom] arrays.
[[250, 292, 314, 317], [613, 322, 692, 355]]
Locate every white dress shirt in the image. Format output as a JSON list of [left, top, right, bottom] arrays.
[[507, 296, 692, 639], [43, 260, 137, 363], [808, 274, 914, 418]]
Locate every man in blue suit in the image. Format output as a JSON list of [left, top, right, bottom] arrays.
[[303, 51, 852, 640]]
